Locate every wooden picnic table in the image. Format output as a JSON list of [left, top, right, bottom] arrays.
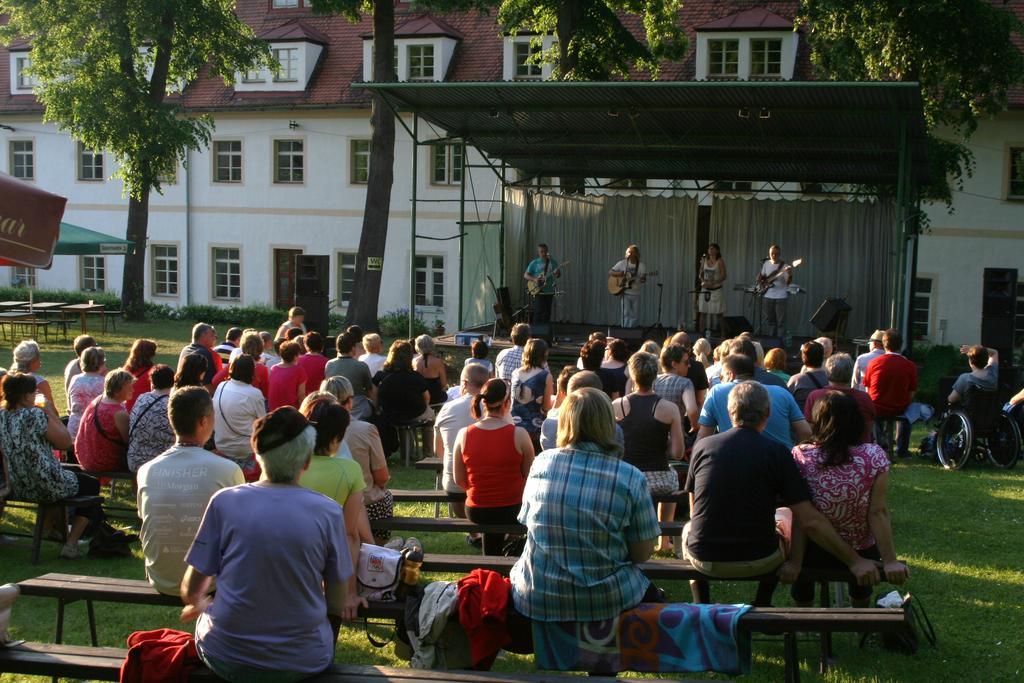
[[61, 303, 105, 334], [0, 310, 35, 342], [0, 300, 30, 311]]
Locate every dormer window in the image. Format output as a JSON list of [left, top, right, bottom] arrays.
[[362, 15, 461, 82], [10, 52, 37, 94], [235, 20, 326, 92], [273, 48, 299, 82], [707, 40, 739, 78], [273, 0, 300, 7], [750, 39, 782, 78], [695, 8, 798, 81], [407, 45, 435, 81], [502, 36, 556, 81]]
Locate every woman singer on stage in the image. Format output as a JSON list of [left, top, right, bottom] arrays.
[[698, 243, 727, 338]]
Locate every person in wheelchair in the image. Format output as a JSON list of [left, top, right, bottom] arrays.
[[937, 345, 1020, 470], [947, 345, 998, 406]]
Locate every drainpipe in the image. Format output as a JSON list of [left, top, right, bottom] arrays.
[[185, 148, 192, 305]]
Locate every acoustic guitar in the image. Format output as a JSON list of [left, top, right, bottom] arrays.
[[754, 258, 803, 295], [608, 270, 658, 296], [526, 260, 571, 297]]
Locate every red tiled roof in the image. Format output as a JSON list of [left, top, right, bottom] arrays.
[[0, 0, 1019, 113], [258, 19, 329, 45], [696, 7, 794, 31]]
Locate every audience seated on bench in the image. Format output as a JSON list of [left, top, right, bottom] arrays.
[[683, 382, 883, 606], [0, 372, 102, 559], [66, 346, 107, 439], [74, 370, 134, 473], [434, 364, 490, 530], [137, 387, 243, 596]]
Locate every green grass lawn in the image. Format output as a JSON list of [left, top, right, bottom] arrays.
[[1, 321, 1023, 681]]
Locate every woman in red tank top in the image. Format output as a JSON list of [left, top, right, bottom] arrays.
[[454, 378, 535, 555], [75, 369, 135, 473]]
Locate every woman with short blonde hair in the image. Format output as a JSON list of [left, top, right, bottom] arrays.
[[512, 386, 661, 622]]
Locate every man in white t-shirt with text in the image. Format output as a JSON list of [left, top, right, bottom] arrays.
[[137, 387, 243, 595]]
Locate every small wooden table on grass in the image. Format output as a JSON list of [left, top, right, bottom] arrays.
[[61, 303, 105, 334]]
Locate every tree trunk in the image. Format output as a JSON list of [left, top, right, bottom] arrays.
[[557, 0, 584, 193], [345, 0, 396, 331], [121, 189, 150, 320]]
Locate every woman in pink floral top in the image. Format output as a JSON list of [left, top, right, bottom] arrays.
[[783, 392, 908, 606]]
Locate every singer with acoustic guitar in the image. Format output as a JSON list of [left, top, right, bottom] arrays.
[[608, 244, 649, 328], [757, 244, 795, 338], [523, 243, 561, 324], [698, 242, 727, 338]]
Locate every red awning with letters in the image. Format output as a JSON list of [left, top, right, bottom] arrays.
[[0, 172, 67, 268]]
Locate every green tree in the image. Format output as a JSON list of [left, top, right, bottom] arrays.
[[498, 0, 688, 80], [0, 0, 271, 319], [797, 0, 1024, 204]]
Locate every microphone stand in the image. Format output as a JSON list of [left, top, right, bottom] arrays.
[[642, 283, 668, 342]]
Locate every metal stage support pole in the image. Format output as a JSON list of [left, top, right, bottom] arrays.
[[458, 140, 467, 331], [409, 114, 419, 339]]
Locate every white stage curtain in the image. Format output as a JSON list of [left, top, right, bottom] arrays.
[[709, 196, 896, 339], [505, 189, 699, 328]]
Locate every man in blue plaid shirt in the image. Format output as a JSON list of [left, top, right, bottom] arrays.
[[495, 323, 531, 381]]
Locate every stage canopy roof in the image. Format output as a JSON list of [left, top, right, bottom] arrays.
[[357, 81, 931, 186]]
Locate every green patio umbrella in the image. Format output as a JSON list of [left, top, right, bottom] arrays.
[[53, 222, 134, 255]]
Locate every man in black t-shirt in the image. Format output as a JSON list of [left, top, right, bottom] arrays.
[[683, 382, 880, 605]]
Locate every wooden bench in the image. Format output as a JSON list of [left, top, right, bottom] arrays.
[[11, 572, 909, 683], [0, 644, 709, 683], [390, 488, 688, 505], [0, 495, 104, 564]]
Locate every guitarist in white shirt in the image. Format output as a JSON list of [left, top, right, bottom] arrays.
[[609, 244, 647, 328], [523, 243, 560, 324], [758, 244, 793, 338]]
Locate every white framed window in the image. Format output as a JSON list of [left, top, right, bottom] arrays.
[[158, 165, 177, 185], [513, 41, 542, 80], [15, 56, 37, 90], [11, 266, 36, 288], [78, 143, 104, 181], [213, 140, 242, 183], [272, 0, 299, 6], [350, 139, 370, 184], [415, 254, 445, 309], [911, 277, 933, 340], [242, 68, 265, 83], [212, 246, 241, 300], [337, 252, 356, 306], [273, 48, 298, 82], [708, 39, 739, 78], [9, 140, 33, 180], [750, 38, 782, 78], [1008, 146, 1024, 200], [80, 256, 106, 292], [407, 44, 434, 81], [274, 139, 304, 183], [431, 142, 462, 185], [151, 244, 178, 297]]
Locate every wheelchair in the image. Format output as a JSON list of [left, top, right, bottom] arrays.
[[936, 390, 1021, 470]]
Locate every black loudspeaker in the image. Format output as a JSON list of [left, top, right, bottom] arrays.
[[296, 255, 329, 297], [810, 298, 853, 333], [295, 294, 330, 337], [982, 268, 1017, 317], [981, 316, 1015, 357], [531, 322, 554, 343], [722, 316, 753, 337]]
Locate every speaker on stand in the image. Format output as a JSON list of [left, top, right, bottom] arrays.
[[981, 268, 1017, 360]]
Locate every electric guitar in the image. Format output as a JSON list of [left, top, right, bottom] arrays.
[[526, 260, 571, 297], [608, 269, 658, 296], [754, 258, 802, 295]]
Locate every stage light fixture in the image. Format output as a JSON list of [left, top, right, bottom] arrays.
[[608, 109, 620, 117], [738, 108, 750, 118], [758, 108, 771, 120], [488, 108, 500, 118]]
